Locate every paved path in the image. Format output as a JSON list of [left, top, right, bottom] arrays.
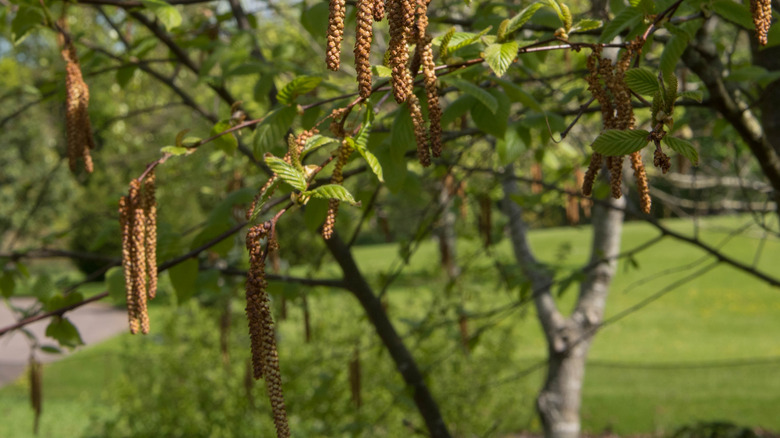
[[0, 297, 127, 387]]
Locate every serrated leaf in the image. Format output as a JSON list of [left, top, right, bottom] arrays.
[[678, 90, 703, 103], [660, 34, 688, 77], [210, 120, 238, 155], [445, 78, 498, 114], [444, 29, 492, 53], [306, 184, 359, 206], [276, 76, 322, 105], [141, 0, 182, 31], [438, 27, 457, 59], [663, 136, 698, 165], [248, 178, 280, 223], [372, 65, 392, 78], [169, 258, 198, 304], [347, 128, 384, 182], [598, 6, 643, 43], [301, 134, 339, 158], [505, 2, 545, 35], [252, 106, 297, 157], [265, 155, 308, 191], [483, 41, 519, 77], [625, 67, 660, 96], [591, 129, 650, 156], [571, 19, 602, 33]]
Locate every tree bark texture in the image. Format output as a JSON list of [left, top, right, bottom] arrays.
[[502, 167, 625, 438], [323, 232, 452, 438]]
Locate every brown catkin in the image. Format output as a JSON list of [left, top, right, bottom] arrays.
[[132, 201, 150, 334], [751, 0, 772, 45], [654, 147, 671, 174], [143, 172, 157, 300], [245, 223, 290, 438], [387, 0, 413, 102], [607, 155, 623, 199], [630, 151, 651, 214], [420, 33, 442, 157], [582, 152, 602, 197], [323, 140, 353, 239], [62, 41, 95, 174], [408, 94, 431, 167], [355, 0, 375, 98], [119, 195, 139, 334], [326, 0, 347, 71], [373, 0, 385, 21]]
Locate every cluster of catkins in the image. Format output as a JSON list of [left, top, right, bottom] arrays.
[[751, 0, 772, 45], [245, 223, 290, 438], [326, 0, 442, 166], [119, 172, 157, 334], [583, 44, 653, 214], [59, 33, 95, 174]]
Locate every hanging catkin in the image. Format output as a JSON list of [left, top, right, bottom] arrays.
[[326, 0, 347, 70], [751, 0, 772, 45], [354, 0, 375, 98], [245, 223, 291, 438], [61, 37, 95, 174], [323, 139, 353, 239]]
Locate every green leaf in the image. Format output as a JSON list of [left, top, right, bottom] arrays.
[[301, 2, 329, 38], [447, 28, 492, 52], [505, 2, 545, 35], [116, 65, 137, 88], [663, 136, 698, 165], [390, 108, 416, 160], [248, 179, 280, 223], [598, 6, 642, 43], [140, 0, 182, 31], [445, 78, 498, 114], [161, 146, 190, 156], [441, 95, 476, 126], [372, 65, 392, 78], [265, 155, 308, 191], [276, 76, 322, 105], [483, 41, 519, 77], [659, 34, 688, 77], [493, 76, 543, 112], [571, 19, 602, 33], [0, 271, 15, 298], [471, 89, 510, 138], [438, 27, 456, 60], [347, 134, 385, 183], [45, 317, 84, 349], [105, 267, 126, 303], [252, 106, 297, 157], [306, 184, 359, 206], [44, 292, 84, 313], [11, 6, 44, 45], [40, 345, 62, 354], [591, 129, 650, 156], [625, 67, 660, 96], [711, 0, 754, 30], [210, 120, 238, 156], [169, 258, 199, 304], [301, 134, 339, 158], [31, 275, 54, 301], [678, 90, 703, 103], [497, 125, 528, 165]]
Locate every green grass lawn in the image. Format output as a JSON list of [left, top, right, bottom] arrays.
[[1, 214, 778, 437]]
